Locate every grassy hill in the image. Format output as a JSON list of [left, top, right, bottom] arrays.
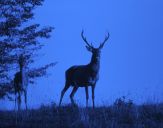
[[0, 98, 163, 128]]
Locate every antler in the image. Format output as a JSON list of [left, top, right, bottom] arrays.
[[99, 32, 110, 49], [81, 30, 93, 48]]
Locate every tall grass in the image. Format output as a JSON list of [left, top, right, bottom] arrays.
[[0, 98, 163, 128]]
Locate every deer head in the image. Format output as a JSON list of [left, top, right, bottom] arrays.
[[81, 30, 109, 61]]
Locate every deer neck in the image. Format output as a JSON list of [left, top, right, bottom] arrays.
[[20, 66, 27, 87], [89, 53, 100, 73], [20, 66, 25, 74]]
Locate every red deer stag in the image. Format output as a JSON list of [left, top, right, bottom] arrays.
[[59, 30, 109, 108]]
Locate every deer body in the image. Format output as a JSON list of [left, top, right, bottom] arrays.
[[66, 58, 100, 87], [59, 31, 109, 108], [14, 55, 28, 110]]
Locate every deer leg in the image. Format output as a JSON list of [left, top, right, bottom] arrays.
[[70, 87, 78, 105], [18, 92, 21, 111], [24, 90, 27, 110], [91, 85, 95, 109], [85, 86, 89, 107], [59, 83, 70, 106], [14, 94, 17, 111]]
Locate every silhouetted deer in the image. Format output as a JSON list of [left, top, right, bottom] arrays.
[[59, 30, 109, 108], [14, 55, 28, 110]]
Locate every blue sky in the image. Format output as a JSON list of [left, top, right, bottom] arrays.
[[1, 0, 163, 109]]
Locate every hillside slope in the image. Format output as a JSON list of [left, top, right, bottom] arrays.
[[0, 100, 163, 128]]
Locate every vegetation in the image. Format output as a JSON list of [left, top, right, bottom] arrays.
[[0, 98, 163, 128], [0, 0, 55, 100]]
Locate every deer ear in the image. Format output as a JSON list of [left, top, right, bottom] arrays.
[[86, 46, 92, 52]]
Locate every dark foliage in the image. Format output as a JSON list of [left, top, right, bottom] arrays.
[[0, 0, 55, 99], [28, 62, 57, 84]]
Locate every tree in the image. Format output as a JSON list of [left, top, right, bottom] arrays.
[[0, 0, 55, 100]]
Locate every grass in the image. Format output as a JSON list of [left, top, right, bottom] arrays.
[[0, 98, 163, 128]]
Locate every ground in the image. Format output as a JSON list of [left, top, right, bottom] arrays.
[[0, 98, 163, 128]]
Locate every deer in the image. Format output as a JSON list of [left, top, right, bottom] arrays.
[[14, 55, 28, 110], [59, 30, 109, 108]]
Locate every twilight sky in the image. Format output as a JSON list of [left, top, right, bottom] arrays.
[[1, 0, 163, 109]]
